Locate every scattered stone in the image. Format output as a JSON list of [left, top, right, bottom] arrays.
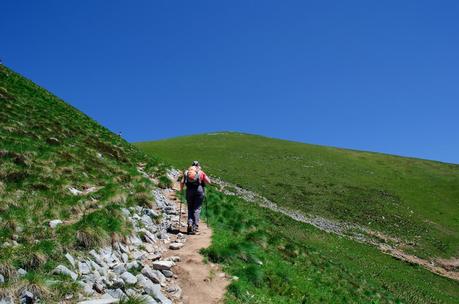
[[142, 295, 159, 304], [166, 284, 182, 298], [144, 208, 159, 218], [93, 282, 105, 293], [106, 288, 126, 299], [146, 253, 161, 261], [69, 187, 83, 196], [136, 274, 170, 304], [79, 261, 91, 275], [17, 268, 27, 277], [112, 264, 126, 275], [121, 253, 128, 263], [53, 265, 78, 280], [161, 270, 173, 278], [120, 272, 137, 285], [78, 281, 95, 296], [169, 242, 184, 250], [131, 250, 145, 261], [49, 219, 63, 229], [65, 253, 76, 268], [120, 208, 130, 217], [19, 290, 34, 304], [143, 243, 156, 253], [142, 266, 166, 285], [152, 260, 174, 271], [167, 256, 181, 262], [77, 298, 118, 304], [110, 277, 124, 289], [0, 296, 13, 304], [141, 214, 154, 227], [89, 250, 105, 267], [0, 274, 4, 283], [126, 261, 139, 270], [125, 289, 137, 297]]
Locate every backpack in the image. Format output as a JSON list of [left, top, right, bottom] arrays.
[[184, 166, 201, 186]]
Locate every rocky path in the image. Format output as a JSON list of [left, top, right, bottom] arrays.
[[164, 185, 229, 304]]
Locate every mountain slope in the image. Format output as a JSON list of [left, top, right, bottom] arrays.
[[136, 132, 459, 302], [136, 132, 459, 260], [0, 66, 170, 301]]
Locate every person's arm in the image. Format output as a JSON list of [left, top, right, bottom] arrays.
[[202, 172, 211, 185]]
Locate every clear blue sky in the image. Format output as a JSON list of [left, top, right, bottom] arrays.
[[2, 1, 458, 164]]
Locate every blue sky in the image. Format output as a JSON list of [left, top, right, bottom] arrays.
[[1, 1, 458, 163]]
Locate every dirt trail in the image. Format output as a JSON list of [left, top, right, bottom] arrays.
[[166, 187, 229, 304]]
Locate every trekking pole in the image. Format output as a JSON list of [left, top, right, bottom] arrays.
[[205, 195, 209, 223], [178, 197, 182, 232]]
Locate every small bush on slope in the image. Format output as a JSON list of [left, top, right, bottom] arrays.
[[199, 188, 459, 303], [0, 66, 168, 301]]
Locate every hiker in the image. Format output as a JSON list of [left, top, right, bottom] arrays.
[[180, 161, 211, 234]]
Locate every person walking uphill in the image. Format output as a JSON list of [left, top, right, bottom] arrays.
[[180, 161, 211, 235]]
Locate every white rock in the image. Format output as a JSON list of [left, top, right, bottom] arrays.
[[126, 261, 139, 270], [152, 261, 174, 271], [69, 187, 83, 196], [17, 268, 27, 277], [65, 253, 76, 268], [53, 265, 78, 281], [79, 261, 91, 275], [169, 242, 184, 250], [141, 266, 166, 285], [120, 272, 137, 285], [106, 288, 125, 299], [49, 219, 63, 229], [167, 256, 181, 262]]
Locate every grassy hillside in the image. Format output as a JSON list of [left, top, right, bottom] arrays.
[[136, 132, 459, 260], [0, 66, 166, 301], [200, 188, 459, 303]]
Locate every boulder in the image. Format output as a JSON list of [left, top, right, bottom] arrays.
[[126, 261, 139, 271], [79, 261, 91, 275], [136, 274, 170, 304], [49, 219, 63, 229], [152, 261, 174, 271], [53, 265, 78, 281], [120, 272, 137, 285], [19, 290, 34, 304], [161, 270, 173, 278], [169, 242, 184, 250], [106, 288, 125, 299], [112, 264, 126, 275], [141, 266, 166, 285]]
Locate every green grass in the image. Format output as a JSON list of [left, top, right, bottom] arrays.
[[136, 132, 459, 260], [0, 66, 169, 301], [199, 188, 459, 303]]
